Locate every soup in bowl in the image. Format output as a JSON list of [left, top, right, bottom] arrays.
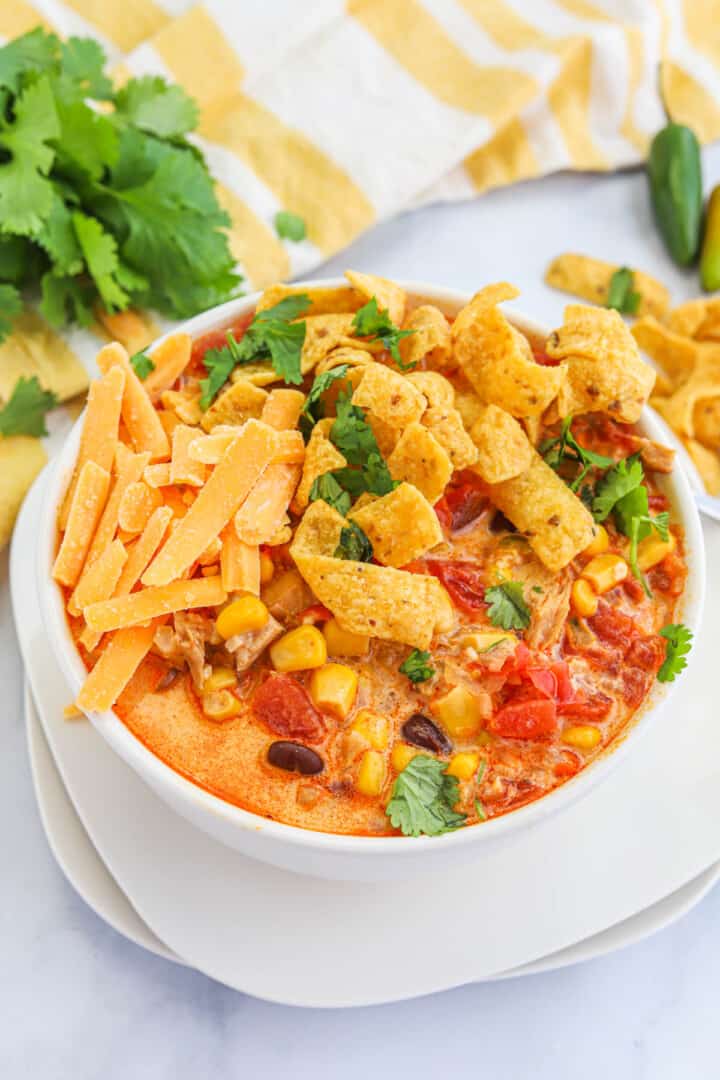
[[41, 274, 703, 879]]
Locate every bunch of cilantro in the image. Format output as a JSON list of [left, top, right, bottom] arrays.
[[0, 28, 239, 342]]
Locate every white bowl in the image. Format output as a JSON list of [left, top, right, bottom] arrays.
[[39, 280, 706, 880]]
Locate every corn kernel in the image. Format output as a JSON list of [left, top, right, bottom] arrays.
[[202, 689, 242, 721], [571, 577, 599, 618], [351, 709, 390, 750], [356, 750, 386, 797], [323, 617, 370, 657], [446, 751, 481, 780], [430, 685, 485, 739], [391, 742, 418, 772], [584, 524, 609, 557], [309, 663, 358, 719], [216, 595, 269, 640], [637, 530, 676, 572], [562, 724, 602, 751], [259, 550, 275, 585], [461, 630, 514, 653], [581, 553, 628, 594], [204, 666, 237, 692], [270, 624, 327, 672]]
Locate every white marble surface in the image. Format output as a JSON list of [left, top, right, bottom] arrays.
[[4, 154, 720, 1077]]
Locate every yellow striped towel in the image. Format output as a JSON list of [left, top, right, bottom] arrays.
[[1, 0, 720, 548]]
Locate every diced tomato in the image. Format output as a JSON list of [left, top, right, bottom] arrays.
[[512, 641, 531, 671], [649, 550, 686, 597], [622, 576, 646, 602], [648, 492, 670, 513], [298, 603, 332, 624], [551, 660, 574, 704], [626, 634, 666, 674], [621, 667, 652, 708], [588, 600, 636, 645], [557, 690, 612, 720], [441, 472, 488, 533], [252, 673, 326, 743], [554, 749, 581, 778], [434, 497, 451, 532], [425, 559, 487, 613], [488, 698, 558, 740], [526, 666, 557, 699]]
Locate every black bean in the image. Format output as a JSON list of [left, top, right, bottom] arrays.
[[267, 740, 324, 775], [401, 714, 452, 755]]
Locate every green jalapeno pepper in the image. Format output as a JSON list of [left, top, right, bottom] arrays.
[[700, 184, 720, 291], [648, 122, 703, 266]]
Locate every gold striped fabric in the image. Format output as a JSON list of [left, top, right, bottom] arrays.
[[4, 0, 720, 293]]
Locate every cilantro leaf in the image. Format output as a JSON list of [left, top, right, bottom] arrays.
[[130, 350, 155, 380], [59, 36, 113, 100], [607, 267, 641, 316], [300, 364, 349, 439], [0, 28, 58, 95], [330, 391, 382, 464], [309, 473, 352, 516], [215, 294, 309, 387], [0, 283, 22, 342], [274, 210, 306, 242], [386, 755, 466, 838], [484, 580, 530, 630], [40, 273, 94, 328], [114, 75, 198, 139], [72, 211, 129, 311], [592, 454, 644, 522], [541, 416, 614, 492], [0, 375, 57, 437], [199, 337, 239, 410], [334, 521, 373, 562], [399, 649, 435, 684], [0, 75, 59, 235], [331, 453, 397, 500], [352, 297, 415, 367], [657, 624, 693, 683]]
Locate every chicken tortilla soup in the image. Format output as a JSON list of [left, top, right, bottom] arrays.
[[55, 273, 692, 837]]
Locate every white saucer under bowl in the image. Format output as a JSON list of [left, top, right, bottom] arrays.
[[12, 470, 720, 1006]]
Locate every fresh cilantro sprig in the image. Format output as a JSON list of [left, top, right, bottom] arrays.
[[0, 27, 240, 344], [199, 294, 311, 408], [0, 375, 57, 437], [309, 473, 351, 516], [315, 392, 399, 505], [299, 364, 349, 439], [592, 454, 645, 522], [386, 755, 466, 838], [484, 580, 531, 631], [352, 297, 415, 368], [334, 521, 373, 562], [541, 416, 614, 492], [130, 349, 154, 380], [399, 649, 435, 684], [607, 267, 641, 315], [627, 512, 669, 597], [274, 210, 306, 242], [658, 624, 693, 683]]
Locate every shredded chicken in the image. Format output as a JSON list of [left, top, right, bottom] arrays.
[[226, 614, 284, 674], [630, 435, 675, 474], [153, 612, 220, 689], [263, 568, 313, 622], [510, 557, 571, 650]]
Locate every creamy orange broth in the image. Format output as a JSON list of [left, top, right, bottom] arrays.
[[66, 298, 687, 837]]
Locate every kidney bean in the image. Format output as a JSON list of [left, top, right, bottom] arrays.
[[267, 741, 324, 776], [401, 714, 452, 755]]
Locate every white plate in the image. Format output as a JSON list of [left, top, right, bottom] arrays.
[[12, 469, 720, 1006], [24, 680, 720, 987]]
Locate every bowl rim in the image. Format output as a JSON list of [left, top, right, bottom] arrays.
[[39, 277, 706, 857]]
